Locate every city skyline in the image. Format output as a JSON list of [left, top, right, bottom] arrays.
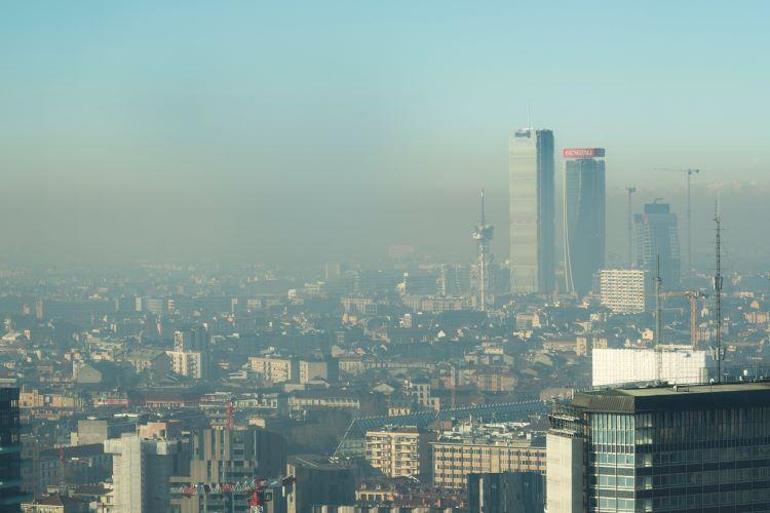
[[2, 2, 770, 266]]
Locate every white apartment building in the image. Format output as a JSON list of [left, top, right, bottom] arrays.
[[597, 268, 647, 313]]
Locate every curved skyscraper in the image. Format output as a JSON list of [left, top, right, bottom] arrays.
[[563, 148, 606, 297], [509, 128, 555, 294]]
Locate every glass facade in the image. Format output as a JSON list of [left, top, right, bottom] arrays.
[[586, 406, 770, 513], [634, 202, 680, 290], [509, 128, 554, 294], [564, 157, 605, 297]]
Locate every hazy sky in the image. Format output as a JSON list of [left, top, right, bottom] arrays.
[[1, 1, 769, 266]]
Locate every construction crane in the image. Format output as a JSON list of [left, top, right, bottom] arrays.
[[661, 290, 706, 349], [654, 168, 701, 278], [625, 186, 637, 267]]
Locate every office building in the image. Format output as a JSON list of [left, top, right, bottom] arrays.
[[365, 426, 432, 479], [509, 128, 555, 294], [285, 456, 355, 513], [432, 423, 546, 489], [634, 201, 681, 289], [103, 433, 178, 513], [597, 268, 647, 313], [592, 346, 716, 387], [1, 388, 24, 513], [467, 472, 544, 513], [563, 148, 606, 297], [547, 382, 770, 513]]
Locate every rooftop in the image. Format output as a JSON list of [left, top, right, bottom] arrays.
[[573, 381, 770, 413]]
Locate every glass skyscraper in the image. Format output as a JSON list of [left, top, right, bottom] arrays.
[[509, 128, 555, 294], [634, 201, 681, 290], [0, 388, 23, 513], [547, 383, 770, 513], [563, 148, 606, 298]]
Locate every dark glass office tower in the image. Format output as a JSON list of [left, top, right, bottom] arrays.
[[634, 201, 681, 289], [563, 148, 606, 298], [509, 128, 555, 294], [0, 388, 22, 513], [468, 471, 544, 513], [547, 382, 770, 513]]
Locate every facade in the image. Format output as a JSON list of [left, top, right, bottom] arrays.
[[592, 347, 716, 387], [634, 201, 681, 289], [189, 428, 287, 482], [365, 427, 431, 479], [597, 269, 647, 313], [1, 388, 24, 513], [431, 423, 546, 489], [285, 456, 355, 513], [298, 360, 328, 384], [103, 433, 178, 513], [547, 382, 770, 513], [509, 128, 555, 294], [467, 472, 544, 513], [248, 356, 293, 384], [563, 148, 606, 298], [166, 350, 207, 380]]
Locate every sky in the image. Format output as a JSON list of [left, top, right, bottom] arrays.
[[1, 1, 769, 267]]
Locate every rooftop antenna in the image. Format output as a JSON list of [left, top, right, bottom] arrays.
[[655, 255, 663, 380], [714, 199, 723, 383], [473, 189, 494, 312], [625, 186, 637, 267], [527, 102, 533, 130]]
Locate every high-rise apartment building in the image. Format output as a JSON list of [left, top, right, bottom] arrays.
[[634, 201, 681, 289], [509, 128, 555, 294], [365, 426, 432, 479], [597, 268, 647, 313], [0, 388, 24, 513], [563, 148, 606, 298], [103, 433, 178, 513], [547, 383, 770, 513], [467, 472, 544, 513], [285, 456, 355, 513]]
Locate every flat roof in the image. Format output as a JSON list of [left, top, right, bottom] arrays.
[[573, 382, 770, 414]]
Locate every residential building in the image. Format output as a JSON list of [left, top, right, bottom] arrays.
[[597, 269, 647, 313], [431, 423, 546, 489], [285, 456, 355, 513], [103, 433, 178, 513], [166, 350, 208, 380], [248, 356, 293, 384], [365, 427, 432, 479], [509, 128, 555, 294]]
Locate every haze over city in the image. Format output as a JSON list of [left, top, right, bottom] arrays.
[[4, 4, 770, 513], [2, 1, 770, 266]]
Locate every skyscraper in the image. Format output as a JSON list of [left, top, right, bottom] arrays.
[[563, 148, 606, 297], [634, 200, 681, 289], [509, 128, 555, 294], [0, 388, 24, 513], [547, 382, 770, 513]]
